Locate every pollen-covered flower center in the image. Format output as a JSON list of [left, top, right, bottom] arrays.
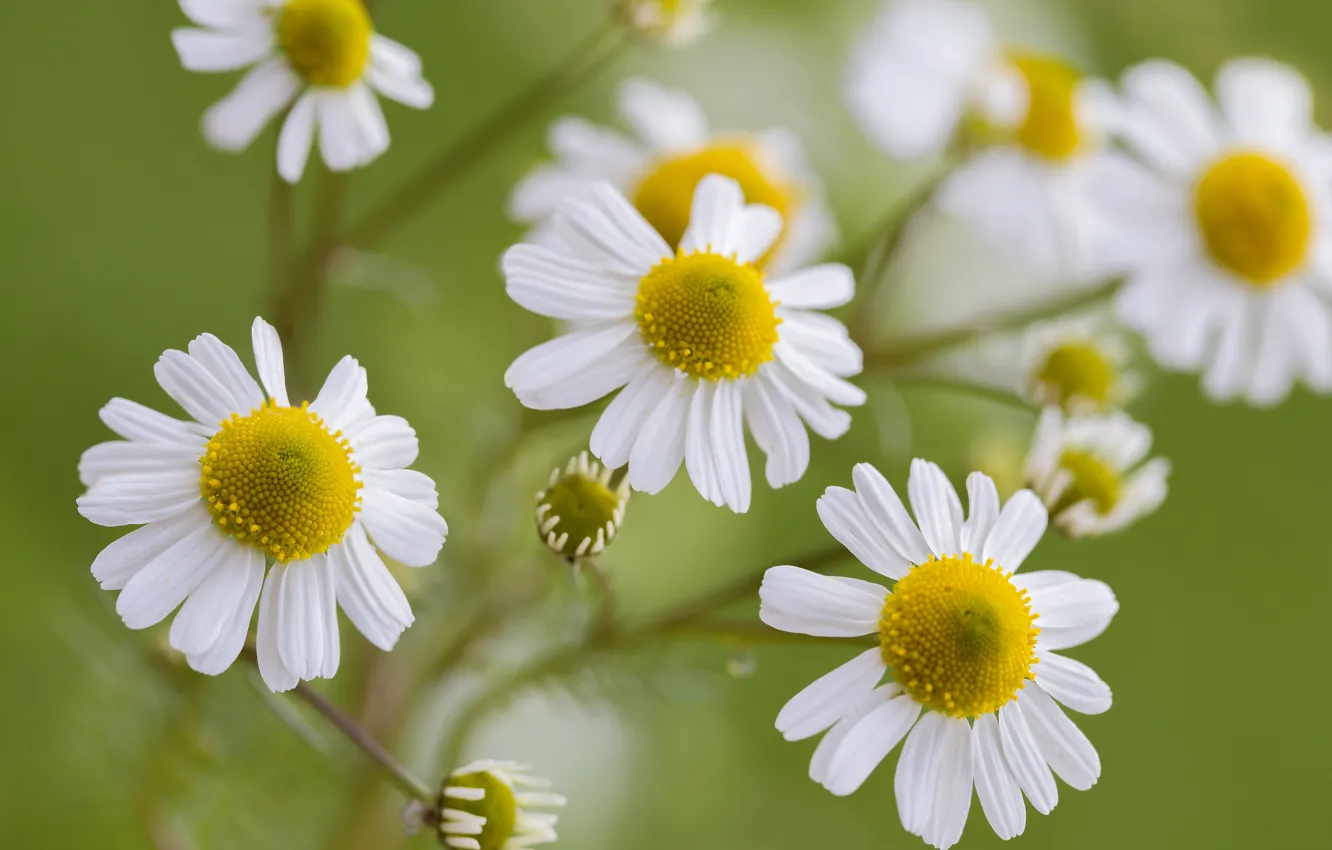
[[449, 771, 517, 850], [635, 251, 780, 379], [199, 403, 361, 562], [277, 0, 372, 88], [880, 553, 1039, 717], [1053, 449, 1120, 516], [1010, 53, 1083, 160], [1035, 342, 1115, 408], [633, 144, 795, 265], [1194, 152, 1312, 285]]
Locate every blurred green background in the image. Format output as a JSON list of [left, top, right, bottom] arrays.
[[2, 1, 1329, 848]]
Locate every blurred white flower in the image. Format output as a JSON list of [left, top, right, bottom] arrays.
[[760, 459, 1116, 849], [441, 760, 566, 850], [1026, 407, 1169, 537], [1091, 58, 1332, 406], [510, 77, 836, 274], [503, 175, 864, 513], [1019, 316, 1139, 412], [846, 0, 1113, 278], [77, 318, 447, 691], [622, 0, 716, 47], [171, 0, 434, 182]]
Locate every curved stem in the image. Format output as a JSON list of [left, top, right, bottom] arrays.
[[887, 374, 1037, 412]]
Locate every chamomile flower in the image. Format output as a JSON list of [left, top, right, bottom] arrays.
[[1025, 407, 1169, 538], [1020, 317, 1139, 412], [760, 459, 1117, 849], [171, 0, 434, 182], [846, 0, 1111, 276], [535, 451, 629, 560], [77, 318, 447, 692], [1091, 58, 1332, 405], [510, 77, 836, 274], [503, 175, 865, 513], [622, 0, 717, 47], [441, 761, 565, 850]]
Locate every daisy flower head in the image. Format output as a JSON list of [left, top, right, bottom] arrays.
[[1020, 316, 1140, 412], [1026, 407, 1169, 538], [503, 175, 865, 513], [1091, 58, 1332, 405], [171, 0, 434, 183], [622, 0, 717, 48], [510, 77, 836, 274], [846, 0, 1113, 276], [760, 459, 1117, 848], [440, 760, 565, 850], [77, 318, 447, 692]]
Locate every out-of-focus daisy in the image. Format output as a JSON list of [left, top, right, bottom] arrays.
[[510, 77, 836, 274], [1091, 58, 1332, 405], [503, 175, 864, 513], [171, 0, 434, 182], [440, 760, 565, 850], [77, 318, 447, 691], [1026, 407, 1169, 538], [760, 459, 1117, 849], [534, 451, 629, 560], [1020, 317, 1139, 412], [621, 0, 716, 47], [846, 0, 1111, 277]]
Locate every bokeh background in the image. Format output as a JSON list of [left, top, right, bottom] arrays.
[[3, 1, 1329, 848]]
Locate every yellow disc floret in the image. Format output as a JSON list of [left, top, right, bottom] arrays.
[[1034, 341, 1116, 408], [880, 553, 1039, 717], [633, 144, 796, 264], [277, 0, 372, 88], [1053, 449, 1120, 516], [199, 402, 361, 562], [1010, 53, 1084, 160], [1194, 152, 1312, 285], [635, 251, 781, 380]]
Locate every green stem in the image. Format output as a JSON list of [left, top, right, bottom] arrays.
[[887, 374, 1037, 412]]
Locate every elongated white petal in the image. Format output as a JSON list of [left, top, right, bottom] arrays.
[[590, 364, 672, 469], [774, 647, 886, 740], [811, 684, 901, 785], [1016, 571, 1118, 650], [744, 373, 811, 489], [853, 463, 931, 565], [709, 380, 751, 512], [77, 471, 201, 527], [202, 56, 300, 153], [155, 349, 238, 427], [359, 491, 448, 567], [961, 472, 999, 554], [362, 468, 438, 510], [896, 712, 949, 835], [350, 415, 418, 470], [169, 544, 256, 655], [188, 332, 264, 413], [617, 77, 709, 152], [816, 486, 910, 579], [908, 459, 963, 557], [1217, 57, 1312, 149], [277, 91, 317, 183], [367, 35, 433, 108], [79, 441, 201, 488], [548, 182, 671, 276], [1020, 683, 1100, 790], [972, 713, 1026, 840], [684, 381, 722, 506], [982, 490, 1047, 571], [250, 317, 290, 406], [503, 244, 637, 322], [99, 398, 210, 446], [767, 264, 855, 309], [173, 27, 274, 73], [310, 356, 370, 432], [505, 323, 639, 409], [186, 547, 264, 675], [89, 504, 212, 590], [627, 373, 692, 494], [998, 699, 1057, 814], [822, 694, 920, 796], [117, 520, 232, 629], [1035, 651, 1112, 714], [332, 523, 414, 651], [257, 564, 299, 692], [759, 566, 887, 637], [922, 717, 974, 850]]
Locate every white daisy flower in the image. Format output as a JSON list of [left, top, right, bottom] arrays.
[[171, 0, 434, 183], [622, 0, 717, 48], [510, 77, 836, 274], [440, 760, 565, 850], [1019, 316, 1140, 412], [503, 174, 865, 513], [77, 318, 447, 692], [760, 459, 1117, 849], [1090, 58, 1332, 405], [846, 0, 1112, 277], [1025, 407, 1169, 538]]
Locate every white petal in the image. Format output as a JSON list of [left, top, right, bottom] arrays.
[[503, 244, 636, 321], [368, 36, 433, 108], [89, 505, 211, 591], [548, 182, 671, 276], [359, 491, 448, 567], [759, 566, 887, 637], [823, 694, 921, 796], [998, 699, 1057, 814], [361, 468, 438, 510], [743, 374, 811, 489], [590, 363, 672, 469], [251, 317, 290, 406], [852, 462, 931, 565], [77, 471, 201, 527], [816, 486, 910, 580], [347, 81, 390, 166], [201, 56, 300, 152], [1119, 60, 1220, 177], [369, 34, 422, 78], [169, 542, 257, 655], [332, 523, 413, 651], [186, 548, 264, 675], [505, 323, 640, 410], [908, 459, 963, 557], [509, 164, 598, 222], [173, 27, 274, 73], [766, 361, 853, 439], [774, 647, 886, 741], [767, 264, 855, 309], [679, 174, 781, 263], [317, 91, 362, 172], [79, 441, 201, 488], [922, 717, 974, 850], [627, 373, 692, 494], [349, 415, 418, 470], [1020, 684, 1100, 790], [617, 77, 709, 152], [972, 713, 1026, 840], [155, 349, 238, 427], [277, 558, 326, 680], [99, 398, 209, 446], [257, 564, 299, 692], [277, 91, 317, 183], [774, 340, 866, 407], [548, 117, 644, 184], [1035, 651, 1112, 715], [709, 380, 751, 512], [1016, 571, 1118, 650], [187, 332, 264, 413], [180, 0, 268, 29], [315, 557, 340, 679], [684, 381, 722, 506], [778, 311, 863, 378], [896, 712, 948, 836], [982, 490, 1048, 571], [810, 685, 901, 785], [116, 517, 233, 629], [961, 472, 1000, 555], [1216, 58, 1312, 149], [310, 355, 370, 432]]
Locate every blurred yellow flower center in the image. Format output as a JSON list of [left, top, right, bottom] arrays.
[[633, 144, 795, 265], [449, 770, 517, 850], [1010, 53, 1084, 160], [1035, 342, 1115, 408], [278, 0, 372, 88], [880, 553, 1039, 718], [635, 251, 780, 380], [1053, 449, 1120, 516], [199, 402, 361, 562], [1194, 152, 1312, 285], [536, 464, 625, 559]]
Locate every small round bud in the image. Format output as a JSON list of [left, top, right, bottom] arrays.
[[439, 761, 565, 850], [535, 452, 629, 561], [621, 0, 716, 48]]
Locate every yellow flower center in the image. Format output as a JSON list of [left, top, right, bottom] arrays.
[[199, 402, 361, 562], [1194, 152, 1312, 285], [449, 771, 517, 850], [633, 144, 796, 265], [879, 554, 1039, 718], [1010, 53, 1083, 160], [1034, 342, 1116, 408], [635, 251, 781, 380], [1053, 449, 1120, 516], [277, 0, 372, 88]]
